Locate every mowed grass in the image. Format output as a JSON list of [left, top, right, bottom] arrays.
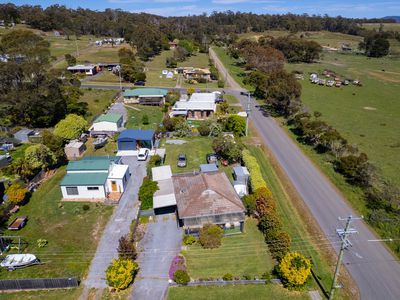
[[0, 287, 82, 300], [167, 284, 310, 300], [79, 88, 118, 122], [125, 104, 163, 130], [85, 138, 117, 157], [162, 136, 213, 174], [77, 44, 125, 64], [0, 167, 113, 279], [183, 218, 274, 279], [286, 51, 400, 186]]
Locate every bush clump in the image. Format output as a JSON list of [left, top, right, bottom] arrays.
[[242, 149, 267, 191], [199, 224, 224, 249], [183, 235, 197, 245], [138, 177, 158, 210], [222, 273, 233, 281], [277, 252, 311, 288], [106, 259, 138, 291], [173, 269, 190, 285]]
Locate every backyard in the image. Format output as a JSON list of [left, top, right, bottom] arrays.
[[125, 104, 164, 130], [79, 88, 118, 122], [0, 167, 114, 279], [167, 284, 309, 300], [182, 218, 274, 279]]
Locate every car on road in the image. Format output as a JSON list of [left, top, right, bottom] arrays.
[[137, 148, 149, 161], [177, 153, 187, 167], [134, 81, 145, 86], [206, 153, 219, 165]]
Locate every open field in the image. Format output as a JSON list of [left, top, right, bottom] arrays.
[[76, 44, 125, 64], [0, 167, 113, 279], [79, 88, 118, 122], [162, 136, 213, 174], [125, 104, 163, 130], [167, 284, 310, 300], [183, 218, 274, 279], [362, 23, 400, 32]]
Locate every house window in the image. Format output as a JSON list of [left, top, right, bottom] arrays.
[[87, 187, 99, 190], [66, 187, 79, 195]]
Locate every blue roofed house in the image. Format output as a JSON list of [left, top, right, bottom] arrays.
[[123, 88, 168, 106], [117, 130, 155, 155], [60, 156, 130, 202]]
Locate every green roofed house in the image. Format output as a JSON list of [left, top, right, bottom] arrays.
[[90, 113, 123, 137], [123, 88, 168, 106], [60, 156, 130, 203]]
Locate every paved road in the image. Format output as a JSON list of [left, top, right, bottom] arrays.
[[130, 213, 182, 300], [83, 157, 146, 289], [209, 47, 400, 300]]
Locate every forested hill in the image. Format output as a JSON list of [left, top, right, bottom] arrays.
[[383, 16, 400, 23], [0, 3, 391, 41]]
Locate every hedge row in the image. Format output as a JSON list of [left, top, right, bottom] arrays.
[[242, 149, 268, 191]]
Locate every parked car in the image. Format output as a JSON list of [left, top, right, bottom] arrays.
[[177, 153, 187, 167], [137, 148, 149, 161], [134, 81, 145, 86], [206, 153, 219, 165]]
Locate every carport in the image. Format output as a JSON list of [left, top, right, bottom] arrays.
[[152, 166, 177, 215], [117, 129, 155, 151]]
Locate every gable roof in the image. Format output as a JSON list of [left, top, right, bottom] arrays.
[[94, 113, 122, 124], [117, 129, 155, 141], [123, 88, 168, 98], [60, 172, 108, 186], [173, 172, 245, 219], [67, 156, 114, 171]]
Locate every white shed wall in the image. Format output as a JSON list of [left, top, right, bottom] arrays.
[[91, 121, 119, 132], [61, 185, 106, 199]]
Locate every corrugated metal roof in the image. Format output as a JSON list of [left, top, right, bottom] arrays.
[[94, 113, 122, 123], [60, 172, 108, 186], [123, 88, 168, 97], [117, 129, 155, 141], [200, 163, 218, 173], [66, 157, 112, 171]]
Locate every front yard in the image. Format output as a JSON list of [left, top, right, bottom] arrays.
[[182, 218, 274, 279], [125, 104, 163, 130], [0, 167, 113, 279]]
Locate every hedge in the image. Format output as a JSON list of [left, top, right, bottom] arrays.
[[242, 149, 268, 191]]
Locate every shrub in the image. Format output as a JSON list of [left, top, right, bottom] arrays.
[[163, 116, 185, 131], [147, 154, 162, 177], [174, 270, 190, 285], [242, 194, 256, 215], [226, 115, 246, 137], [277, 252, 311, 287], [82, 204, 90, 211], [169, 256, 186, 280], [106, 259, 138, 291], [142, 114, 149, 125], [198, 122, 211, 136], [199, 224, 224, 249], [261, 271, 271, 281], [175, 122, 190, 137], [6, 183, 28, 204], [138, 177, 158, 210], [223, 273, 233, 281], [268, 231, 291, 261], [37, 239, 48, 248], [218, 79, 225, 88], [118, 234, 137, 260], [212, 135, 243, 163], [54, 114, 87, 140], [242, 149, 267, 191], [183, 235, 197, 245], [242, 274, 252, 280]]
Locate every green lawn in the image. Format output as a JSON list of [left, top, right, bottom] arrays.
[[362, 23, 400, 32], [89, 71, 120, 83], [0, 167, 113, 279], [125, 104, 163, 130], [183, 218, 274, 279], [84, 138, 117, 157], [76, 44, 124, 64], [162, 136, 213, 174], [0, 288, 82, 300], [79, 88, 118, 122], [167, 283, 310, 300], [224, 94, 240, 104]]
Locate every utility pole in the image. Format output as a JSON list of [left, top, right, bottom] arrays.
[[75, 36, 79, 57], [118, 67, 122, 91], [245, 92, 251, 136], [329, 215, 362, 300]]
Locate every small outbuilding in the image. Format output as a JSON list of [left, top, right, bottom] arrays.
[[64, 140, 86, 160], [152, 165, 176, 214], [200, 163, 218, 173], [90, 113, 123, 136], [117, 129, 155, 151], [14, 128, 34, 143], [123, 88, 168, 106], [233, 166, 250, 185]]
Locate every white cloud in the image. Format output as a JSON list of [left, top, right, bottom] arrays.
[[131, 5, 203, 16]]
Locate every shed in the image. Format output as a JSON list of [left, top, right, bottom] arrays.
[[14, 129, 34, 143], [233, 166, 250, 185], [64, 140, 86, 160], [117, 129, 155, 151], [151, 165, 176, 213], [200, 163, 218, 173], [90, 113, 123, 136]]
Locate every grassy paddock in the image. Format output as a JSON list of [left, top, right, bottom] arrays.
[[0, 167, 113, 279], [125, 104, 163, 130], [167, 284, 310, 300], [79, 88, 118, 122], [183, 218, 274, 279]]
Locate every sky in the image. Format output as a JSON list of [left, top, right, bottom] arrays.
[[3, 0, 400, 18]]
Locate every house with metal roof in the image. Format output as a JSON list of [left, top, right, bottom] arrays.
[[60, 156, 129, 202], [67, 64, 97, 75], [173, 172, 246, 233], [89, 113, 123, 137], [123, 88, 168, 106], [171, 93, 217, 119], [117, 129, 155, 154]]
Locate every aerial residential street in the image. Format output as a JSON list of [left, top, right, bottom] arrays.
[[210, 47, 400, 300]]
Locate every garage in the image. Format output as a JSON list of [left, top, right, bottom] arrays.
[[117, 129, 155, 151]]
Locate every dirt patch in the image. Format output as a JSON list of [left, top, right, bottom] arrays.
[[363, 106, 377, 111]]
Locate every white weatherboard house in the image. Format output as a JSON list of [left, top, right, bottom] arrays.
[[171, 93, 217, 119], [60, 156, 130, 202], [90, 113, 123, 136]]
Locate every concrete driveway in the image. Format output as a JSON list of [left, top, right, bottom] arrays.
[[83, 156, 146, 289], [130, 213, 183, 300]]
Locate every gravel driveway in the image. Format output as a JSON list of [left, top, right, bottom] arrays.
[[130, 213, 183, 300]]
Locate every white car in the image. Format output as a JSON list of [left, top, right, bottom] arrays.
[[137, 148, 149, 161]]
